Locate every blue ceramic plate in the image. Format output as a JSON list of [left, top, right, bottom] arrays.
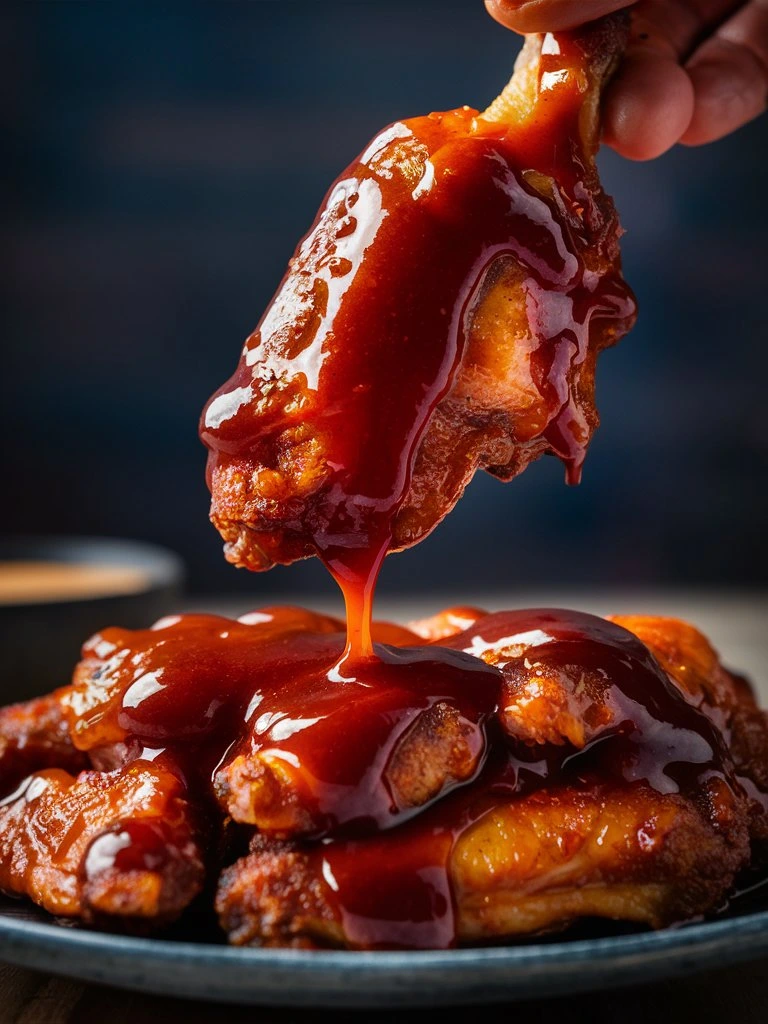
[[1, 896, 768, 1007]]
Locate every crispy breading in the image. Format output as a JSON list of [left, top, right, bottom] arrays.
[[216, 779, 749, 949], [0, 759, 205, 929]]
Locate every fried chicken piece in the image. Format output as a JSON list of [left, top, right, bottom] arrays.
[[200, 15, 636, 572], [216, 779, 749, 949], [610, 614, 768, 845], [213, 653, 498, 837], [217, 835, 345, 949], [216, 609, 765, 949], [451, 781, 747, 940], [443, 608, 768, 843], [216, 697, 485, 836], [441, 609, 733, 766], [61, 607, 348, 759], [0, 759, 205, 929], [0, 691, 88, 796]]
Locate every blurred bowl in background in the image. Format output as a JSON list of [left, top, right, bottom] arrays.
[[0, 537, 183, 702]]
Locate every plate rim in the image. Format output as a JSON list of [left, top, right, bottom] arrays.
[[3, 906, 768, 1006], [2, 903, 768, 965]]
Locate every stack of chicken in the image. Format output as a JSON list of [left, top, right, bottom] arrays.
[[1, 13, 766, 949]]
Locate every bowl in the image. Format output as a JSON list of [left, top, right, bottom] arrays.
[[0, 536, 183, 702]]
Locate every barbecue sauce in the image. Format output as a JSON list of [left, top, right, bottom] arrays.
[[67, 605, 736, 948], [199, 32, 636, 655], [165, 32, 733, 949], [49, 30, 728, 947]]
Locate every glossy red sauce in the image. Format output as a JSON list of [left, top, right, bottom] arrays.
[[84, 819, 188, 880], [199, 36, 635, 657], [72, 608, 501, 837], [67, 606, 736, 948], [181, 33, 727, 949], [299, 609, 736, 948]]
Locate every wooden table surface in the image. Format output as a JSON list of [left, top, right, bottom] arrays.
[[3, 589, 767, 1021]]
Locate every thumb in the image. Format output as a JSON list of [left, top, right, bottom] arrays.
[[485, 1, 635, 34]]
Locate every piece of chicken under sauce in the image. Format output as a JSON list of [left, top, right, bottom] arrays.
[[200, 16, 637, 575], [216, 611, 768, 949]]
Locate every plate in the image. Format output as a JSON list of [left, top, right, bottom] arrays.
[[1, 895, 768, 1007], [2, 589, 767, 1006]]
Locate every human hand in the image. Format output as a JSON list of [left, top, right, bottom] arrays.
[[485, 1, 768, 158]]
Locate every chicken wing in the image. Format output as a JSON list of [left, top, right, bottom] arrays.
[[200, 15, 636, 573], [609, 614, 768, 845], [217, 778, 748, 949], [214, 694, 490, 837], [215, 608, 767, 949], [0, 758, 205, 929], [0, 691, 87, 795]]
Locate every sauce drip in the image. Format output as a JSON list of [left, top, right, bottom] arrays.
[[200, 72, 635, 659], [192, 33, 730, 949], [71, 608, 501, 836]]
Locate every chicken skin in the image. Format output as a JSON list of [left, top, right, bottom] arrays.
[[218, 780, 747, 949], [609, 615, 768, 845], [0, 758, 205, 929], [200, 15, 636, 573]]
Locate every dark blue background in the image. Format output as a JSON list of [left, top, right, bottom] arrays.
[[3, 1, 767, 599]]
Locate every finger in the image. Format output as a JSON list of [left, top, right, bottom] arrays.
[[629, 1, 744, 62], [601, 1, 738, 160], [681, 1, 768, 145], [484, 1, 634, 34], [603, 51, 695, 159]]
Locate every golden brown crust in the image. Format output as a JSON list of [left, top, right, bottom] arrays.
[[610, 614, 768, 848], [452, 781, 747, 940], [216, 835, 344, 949], [0, 761, 205, 929], [215, 778, 749, 949], [386, 702, 481, 810]]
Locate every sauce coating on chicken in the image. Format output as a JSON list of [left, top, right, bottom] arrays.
[[200, 20, 636, 655], [51, 605, 750, 948]]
